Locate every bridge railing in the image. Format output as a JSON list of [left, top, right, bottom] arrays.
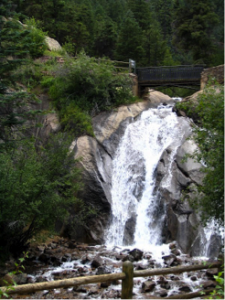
[[137, 65, 205, 85], [0, 261, 221, 299]]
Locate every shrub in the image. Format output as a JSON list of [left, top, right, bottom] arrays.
[[0, 133, 82, 259], [61, 104, 94, 137], [49, 51, 135, 115], [24, 18, 47, 58]]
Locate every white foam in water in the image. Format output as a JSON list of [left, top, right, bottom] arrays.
[[105, 106, 191, 261]]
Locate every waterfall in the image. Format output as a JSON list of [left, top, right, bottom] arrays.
[[105, 106, 191, 248]]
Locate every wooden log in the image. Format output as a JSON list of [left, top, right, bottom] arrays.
[[121, 261, 133, 299], [133, 262, 221, 278], [0, 272, 125, 295]]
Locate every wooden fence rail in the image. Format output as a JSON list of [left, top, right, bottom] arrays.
[[0, 261, 221, 299]]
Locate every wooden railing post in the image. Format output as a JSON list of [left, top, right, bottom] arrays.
[[121, 261, 133, 299]]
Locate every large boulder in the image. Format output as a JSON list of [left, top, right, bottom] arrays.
[[45, 36, 62, 52]]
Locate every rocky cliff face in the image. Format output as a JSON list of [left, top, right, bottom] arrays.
[[31, 88, 219, 257], [68, 90, 221, 257]]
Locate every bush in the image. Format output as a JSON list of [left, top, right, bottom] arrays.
[[61, 104, 94, 137], [49, 51, 135, 115], [0, 133, 82, 259], [24, 18, 47, 58], [177, 85, 224, 225]]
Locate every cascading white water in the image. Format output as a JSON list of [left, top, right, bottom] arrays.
[[105, 106, 191, 249]]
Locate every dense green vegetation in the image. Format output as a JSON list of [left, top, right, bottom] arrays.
[[47, 52, 135, 135], [0, 0, 224, 261], [175, 85, 224, 226], [0, 1, 83, 260], [12, 0, 224, 67]]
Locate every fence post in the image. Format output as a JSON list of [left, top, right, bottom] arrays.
[[121, 261, 133, 299]]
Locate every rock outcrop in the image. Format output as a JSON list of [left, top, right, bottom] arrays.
[[66, 89, 221, 257], [73, 91, 173, 243], [45, 36, 62, 52]]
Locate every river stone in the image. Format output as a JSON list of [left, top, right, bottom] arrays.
[[95, 266, 111, 275], [129, 248, 143, 261], [158, 289, 168, 297], [91, 255, 103, 268], [179, 285, 192, 292], [142, 280, 156, 292]]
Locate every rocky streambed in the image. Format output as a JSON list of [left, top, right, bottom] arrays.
[[1, 238, 219, 299]]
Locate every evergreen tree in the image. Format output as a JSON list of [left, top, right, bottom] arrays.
[[128, 0, 151, 31], [173, 0, 219, 65], [142, 19, 168, 66], [93, 17, 117, 58], [0, 0, 40, 150], [150, 0, 174, 38], [115, 11, 144, 63]]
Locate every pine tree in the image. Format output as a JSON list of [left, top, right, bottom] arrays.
[[0, 0, 39, 150], [172, 0, 219, 65], [115, 11, 144, 63]]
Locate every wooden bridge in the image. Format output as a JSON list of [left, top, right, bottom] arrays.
[[135, 64, 205, 94]]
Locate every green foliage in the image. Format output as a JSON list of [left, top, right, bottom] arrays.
[[23, 18, 47, 58], [61, 104, 94, 137], [176, 85, 224, 225], [115, 11, 145, 63], [201, 265, 224, 299], [173, 0, 221, 65], [49, 51, 135, 117], [0, 133, 82, 259], [0, 252, 28, 298]]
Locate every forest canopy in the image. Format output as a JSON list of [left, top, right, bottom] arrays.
[[11, 0, 224, 67]]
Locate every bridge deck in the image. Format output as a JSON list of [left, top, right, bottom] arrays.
[[137, 65, 205, 87]]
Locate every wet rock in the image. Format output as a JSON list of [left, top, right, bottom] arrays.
[[206, 268, 219, 278], [179, 285, 192, 292], [169, 242, 177, 249], [129, 248, 143, 261], [102, 289, 120, 298], [171, 248, 181, 256], [91, 255, 103, 268], [135, 263, 148, 270], [75, 286, 87, 293], [39, 253, 50, 263], [121, 254, 135, 262], [100, 281, 111, 288], [162, 254, 176, 266], [64, 253, 72, 261], [206, 234, 222, 259], [158, 289, 168, 297], [81, 255, 91, 264], [36, 276, 48, 282], [95, 266, 111, 275], [88, 287, 99, 295], [170, 275, 180, 281], [157, 276, 171, 289], [50, 255, 61, 266], [123, 214, 137, 245], [203, 280, 217, 289], [190, 275, 198, 281], [141, 280, 156, 292]]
